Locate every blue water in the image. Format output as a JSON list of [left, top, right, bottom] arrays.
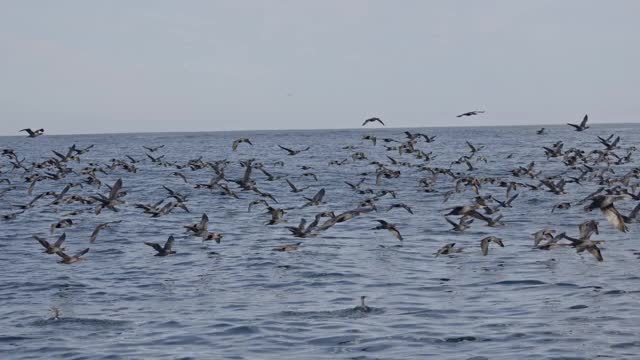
[[1, 124, 640, 359]]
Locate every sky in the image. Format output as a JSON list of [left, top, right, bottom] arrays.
[[1, 0, 639, 135]]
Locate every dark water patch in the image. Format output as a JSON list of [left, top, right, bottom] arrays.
[[568, 304, 588, 309], [444, 336, 478, 343]]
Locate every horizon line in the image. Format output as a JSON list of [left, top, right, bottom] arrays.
[[1, 121, 637, 138]]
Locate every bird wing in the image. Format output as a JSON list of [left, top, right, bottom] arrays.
[[312, 188, 325, 202], [580, 114, 588, 128], [53, 233, 67, 248], [109, 179, 123, 200], [466, 141, 476, 152], [480, 238, 489, 256], [73, 248, 90, 258], [55, 250, 71, 261], [376, 118, 385, 126], [286, 179, 297, 191], [164, 235, 175, 251], [90, 225, 102, 243], [199, 214, 209, 230], [586, 245, 603, 262], [602, 206, 628, 232], [144, 242, 163, 252], [34, 236, 51, 249], [390, 227, 402, 241]]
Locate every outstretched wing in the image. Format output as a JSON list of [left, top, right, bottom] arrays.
[[34, 235, 51, 249], [580, 114, 588, 128], [73, 248, 90, 258], [54, 232, 66, 247], [164, 235, 175, 251], [144, 242, 163, 252]]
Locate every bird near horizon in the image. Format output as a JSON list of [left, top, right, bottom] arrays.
[[456, 111, 485, 118], [567, 114, 590, 131], [362, 117, 385, 126], [20, 128, 44, 138]]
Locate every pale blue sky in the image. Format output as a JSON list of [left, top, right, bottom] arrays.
[[1, 1, 639, 135]]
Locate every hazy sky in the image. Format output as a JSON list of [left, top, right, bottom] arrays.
[[1, 1, 639, 135]]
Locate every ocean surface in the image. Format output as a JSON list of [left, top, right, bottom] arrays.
[[1, 124, 640, 359]]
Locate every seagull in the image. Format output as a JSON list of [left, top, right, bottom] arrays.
[[583, 195, 628, 232], [89, 221, 122, 243], [34, 233, 66, 254], [55, 248, 90, 264], [285, 178, 309, 193], [362, 117, 385, 126], [372, 220, 403, 241], [20, 128, 45, 137], [143, 145, 165, 152], [532, 229, 556, 247], [387, 203, 414, 214], [567, 114, 589, 131], [278, 145, 310, 156], [145, 235, 176, 256], [91, 178, 125, 214], [232, 138, 253, 151], [435, 243, 463, 257], [456, 111, 485, 118], [302, 188, 326, 207], [445, 217, 474, 232], [480, 236, 504, 256]]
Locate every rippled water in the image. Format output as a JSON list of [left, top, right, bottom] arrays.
[[2, 124, 640, 359]]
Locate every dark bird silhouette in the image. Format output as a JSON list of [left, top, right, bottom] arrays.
[[143, 145, 165, 152], [480, 236, 504, 256], [372, 220, 403, 240], [302, 188, 326, 207], [90, 221, 122, 243], [91, 178, 125, 214], [55, 248, 90, 264], [445, 217, 474, 232], [456, 111, 485, 118], [285, 178, 309, 193], [34, 233, 66, 254], [567, 114, 589, 131], [362, 117, 385, 126], [20, 128, 44, 137], [232, 138, 252, 151], [583, 195, 628, 232], [435, 243, 463, 257], [387, 203, 414, 214], [145, 235, 176, 256], [278, 145, 310, 156]]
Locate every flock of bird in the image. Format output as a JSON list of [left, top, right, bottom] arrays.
[[2, 113, 638, 269]]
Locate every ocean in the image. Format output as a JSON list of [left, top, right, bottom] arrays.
[[1, 124, 640, 359]]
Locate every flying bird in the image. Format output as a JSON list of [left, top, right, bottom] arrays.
[[567, 114, 590, 131], [145, 235, 176, 256], [362, 117, 385, 126], [480, 236, 504, 256], [232, 138, 253, 151], [20, 128, 45, 137], [55, 248, 90, 264], [456, 111, 485, 118]]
